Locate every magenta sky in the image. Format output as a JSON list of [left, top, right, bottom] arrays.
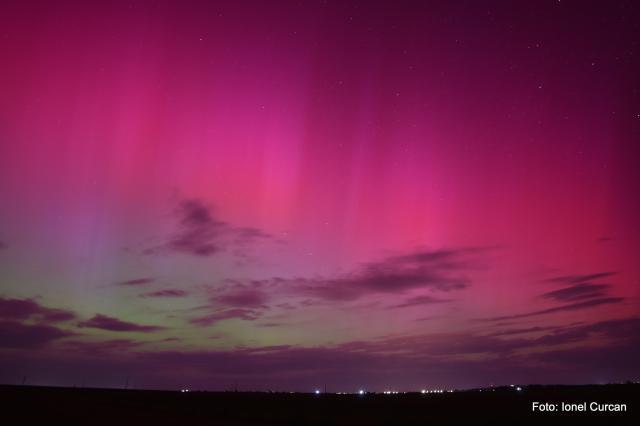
[[1, 0, 639, 391]]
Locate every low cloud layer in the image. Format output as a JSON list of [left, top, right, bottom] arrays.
[[78, 314, 165, 333], [2, 316, 638, 390], [0, 297, 76, 323], [292, 248, 479, 301], [486, 271, 624, 321], [139, 289, 189, 298], [187, 247, 483, 326], [116, 278, 155, 286], [0, 320, 74, 349], [190, 309, 261, 326]]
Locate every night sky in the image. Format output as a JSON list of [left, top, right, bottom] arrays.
[[1, 0, 639, 391]]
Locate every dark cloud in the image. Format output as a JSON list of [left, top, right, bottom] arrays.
[[267, 247, 485, 302], [0, 344, 522, 391], [340, 316, 640, 361], [147, 198, 271, 258], [164, 199, 226, 256], [190, 309, 261, 326], [139, 289, 189, 298], [337, 331, 527, 358], [78, 314, 165, 332], [415, 315, 440, 322], [350, 248, 477, 293], [545, 272, 616, 285], [215, 290, 269, 307], [487, 326, 559, 337], [187, 281, 272, 325], [540, 271, 614, 303], [485, 271, 622, 322], [557, 316, 640, 341], [389, 295, 451, 308], [183, 248, 483, 323], [231, 226, 272, 245], [209, 279, 272, 308], [525, 318, 640, 379], [258, 322, 284, 328], [540, 283, 610, 302], [61, 338, 144, 354], [1, 316, 638, 390], [0, 297, 76, 323], [486, 297, 624, 321], [117, 278, 155, 286], [0, 321, 74, 349]]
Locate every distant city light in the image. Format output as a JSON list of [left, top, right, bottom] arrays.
[[516, 386, 523, 392], [421, 389, 445, 394], [358, 389, 365, 395], [180, 389, 190, 393], [314, 389, 320, 395]]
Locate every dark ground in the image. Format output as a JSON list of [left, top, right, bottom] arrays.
[[1, 383, 637, 425]]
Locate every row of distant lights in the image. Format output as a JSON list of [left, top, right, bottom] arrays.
[[318, 389, 452, 395], [184, 389, 447, 394], [183, 387, 523, 394]]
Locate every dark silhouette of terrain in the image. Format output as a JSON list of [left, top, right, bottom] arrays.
[[1, 383, 637, 425]]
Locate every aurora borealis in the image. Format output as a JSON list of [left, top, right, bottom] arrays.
[[1, 0, 639, 391]]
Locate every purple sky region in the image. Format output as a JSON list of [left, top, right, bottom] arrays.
[[1, 0, 639, 391]]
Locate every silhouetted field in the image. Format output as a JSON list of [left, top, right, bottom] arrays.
[[1, 383, 637, 425]]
